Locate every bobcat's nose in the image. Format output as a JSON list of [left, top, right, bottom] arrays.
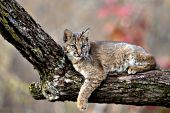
[[77, 49, 82, 57], [76, 53, 82, 57]]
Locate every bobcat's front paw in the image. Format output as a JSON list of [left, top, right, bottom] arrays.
[[128, 67, 137, 74], [77, 99, 88, 111]]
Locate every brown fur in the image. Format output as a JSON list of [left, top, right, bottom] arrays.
[[63, 29, 157, 111]]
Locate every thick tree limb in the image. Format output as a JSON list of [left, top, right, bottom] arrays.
[[0, 0, 170, 108]]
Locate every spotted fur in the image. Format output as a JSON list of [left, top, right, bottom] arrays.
[[63, 29, 157, 111]]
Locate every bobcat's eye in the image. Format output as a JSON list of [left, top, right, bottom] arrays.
[[82, 45, 86, 48], [69, 45, 76, 49]]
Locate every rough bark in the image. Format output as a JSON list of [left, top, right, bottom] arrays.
[[0, 0, 170, 108]]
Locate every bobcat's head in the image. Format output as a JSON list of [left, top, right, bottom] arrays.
[[63, 28, 90, 62]]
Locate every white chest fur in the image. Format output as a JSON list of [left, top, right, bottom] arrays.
[[73, 64, 79, 72]]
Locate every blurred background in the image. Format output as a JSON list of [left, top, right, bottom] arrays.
[[0, 0, 170, 113]]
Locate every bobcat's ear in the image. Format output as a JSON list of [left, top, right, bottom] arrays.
[[63, 29, 72, 42], [83, 28, 90, 41]]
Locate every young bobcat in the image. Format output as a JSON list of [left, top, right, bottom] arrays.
[[63, 28, 157, 111]]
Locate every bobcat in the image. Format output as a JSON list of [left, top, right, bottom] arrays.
[[63, 28, 157, 111]]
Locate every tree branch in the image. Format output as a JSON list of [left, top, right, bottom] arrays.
[[0, 0, 170, 108]]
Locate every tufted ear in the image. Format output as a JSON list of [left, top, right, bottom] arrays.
[[83, 28, 90, 41], [63, 29, 72, 42]]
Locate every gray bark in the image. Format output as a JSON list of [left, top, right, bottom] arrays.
[[0, 0, 170, 108]]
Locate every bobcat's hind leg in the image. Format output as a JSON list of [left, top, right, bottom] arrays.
[[128, 66, 147, 74], [128, 54, 156, 74]]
